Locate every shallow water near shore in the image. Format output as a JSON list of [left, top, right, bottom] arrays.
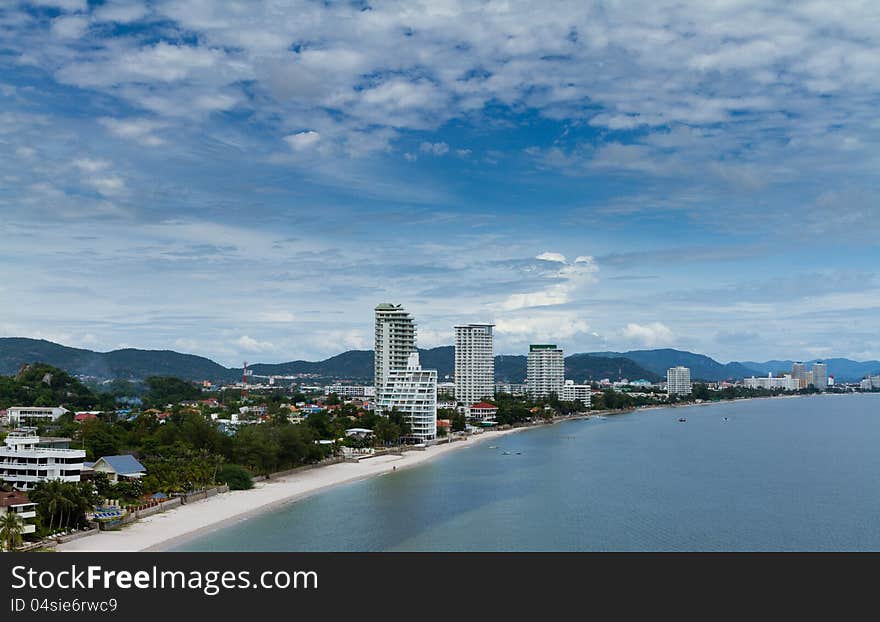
[[175, 393, 880, 551]]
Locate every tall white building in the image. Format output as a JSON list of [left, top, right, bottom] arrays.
[[527, 344, 564, 398], [562, 380, 592, 407], [454, 323, 495, 407], [0, 430, 85, 491], [667, 366, 692, 396], [374, 303, 417, 391], [811, 362, 828, 390], [792, 362, 808, 388], [376, 353, 437, 441]]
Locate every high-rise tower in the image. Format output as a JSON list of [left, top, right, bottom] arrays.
[[454, 323, 495, 407], [374, 303, 417, 391]]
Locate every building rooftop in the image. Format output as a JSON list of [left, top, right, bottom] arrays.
[[0, 490, 34, 508], [470, 402, 498, 410], [95, 455, 146, 476]]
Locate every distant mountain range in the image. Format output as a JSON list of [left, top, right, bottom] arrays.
[[1, 337, 878, 384], [590, 349, 761, 382]]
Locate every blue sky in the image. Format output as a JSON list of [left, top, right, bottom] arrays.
[[1, 0, 879, 366]]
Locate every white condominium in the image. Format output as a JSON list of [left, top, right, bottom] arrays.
[[743, 374, 800, 391], [376, 353, 437, 441], [0, 430, 85, 491], [454, 323, 495, 406], [527, 344, 564, 398], [811, 362, 828, 390], [667, 366, 692, 396], [791, 362, 808, 388], [562, 380, 592, 407], [6, 406, 69, 426], [374, 303, 417, 391]]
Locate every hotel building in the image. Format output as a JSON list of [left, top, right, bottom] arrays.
[[666, 366, 692, 396], [376, 353, 437, 441], [811, 362, 828, 390], [374, 303, 417, 391], [527, 344, 564, 398], [5, 406, 69, 426], [454, 323, 495, 407], [0, 429, 85, 491], [562, 380, 592, 407], [743, 374, 800, 391]]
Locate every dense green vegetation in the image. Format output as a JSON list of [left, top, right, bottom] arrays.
[[0, 363, 111, 410], [217, 464, 254, 490], [28, 480, 97, 535]]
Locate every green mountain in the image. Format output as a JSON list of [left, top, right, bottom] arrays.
[[0, 338, 659, 384], [0, 363, 102, 410], [493, 353, 661, 383], [590, 348, 759, 381], [0, 338, 231, 381]]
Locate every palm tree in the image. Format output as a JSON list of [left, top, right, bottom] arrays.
[[0, 511, 24, 551], [30, 480, 66, 534]]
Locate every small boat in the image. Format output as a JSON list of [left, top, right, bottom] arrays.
[[489, 445, 498, 449], [515, 452, 522, 455], [678, 417, 687, 422], [502, 451, 511, 455]]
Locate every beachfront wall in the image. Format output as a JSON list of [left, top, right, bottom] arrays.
[[264, 457, 346, 480], [181, 485, 229, 504]]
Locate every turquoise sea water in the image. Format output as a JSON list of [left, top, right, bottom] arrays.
[[175, 393, 880, 551]]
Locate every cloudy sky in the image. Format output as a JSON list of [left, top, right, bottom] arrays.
[[1, 1, 879, 366]]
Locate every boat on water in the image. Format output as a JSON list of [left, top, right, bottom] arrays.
[[678, 417, 687, 422], [489, 445, 498, 449], [502, 451, 511, 455]]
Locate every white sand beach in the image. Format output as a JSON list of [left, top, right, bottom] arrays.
[[57, 425, 534, 552]]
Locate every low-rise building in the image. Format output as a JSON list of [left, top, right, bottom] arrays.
[[743, 374, 800, 391], [88, 455, 147, 484], [6, 406, 69, 426], [0, 490, 37, 543], [561, 380, 592, 406], [0, 430, 85, 491], [467, 402, 498, 423]]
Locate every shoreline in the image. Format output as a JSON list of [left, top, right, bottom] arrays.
[[56, 392, 853, 552], [56, 423, 537, 552]]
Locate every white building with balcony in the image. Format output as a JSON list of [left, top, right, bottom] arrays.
[[561, 380, 592, 407], [0, 490, 37, 542], [0, 430, 85, 491], [374, 303, 417, 392], [527, 344, 564, 398], [666, 366, 692, 396], [376, 352, 437, 441], [454, 323, 495, 406], [6, 406, 69, 426], [743, 374, 800, 391]]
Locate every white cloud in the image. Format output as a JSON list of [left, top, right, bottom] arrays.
[[73, 158, 109, 173], [498, 253, 599, 311], [50, 16, 88, 39], [258, 311, 296, 323], [235, 335, 276, 353], [284, 131, 321, 151], [536, 252, 567, 263], [93, 1, 149, 24], [85, 176, 126, 196], [622, 322, 675, 347], [419, 142, 449, 156], [99, 117, 165, 146]]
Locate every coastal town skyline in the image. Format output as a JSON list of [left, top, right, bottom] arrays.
[[3, 1, 880, 365]]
